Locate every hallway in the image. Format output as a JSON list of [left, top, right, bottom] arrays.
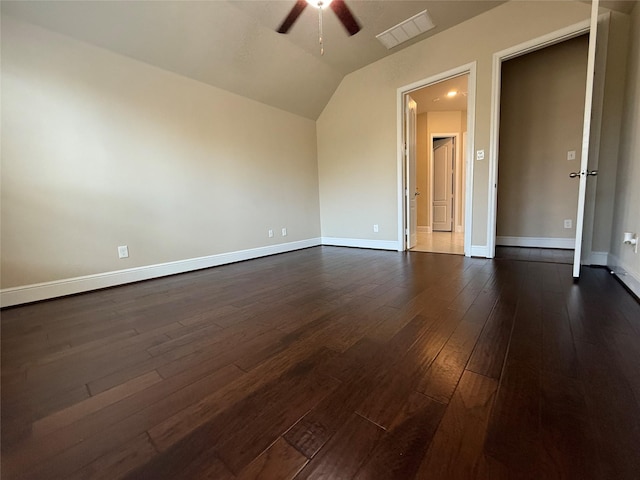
[[411, 231, 464, 255]]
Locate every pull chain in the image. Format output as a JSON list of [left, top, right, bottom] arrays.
[[318, 1, 324, 55]]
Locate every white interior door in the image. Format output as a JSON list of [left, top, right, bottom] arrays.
[[573, 0, 599, 279], [432, 138, 454, 232], [406, 95, 418, 249]]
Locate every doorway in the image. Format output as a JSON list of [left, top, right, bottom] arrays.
[[487, 6, 607, 278], [404, 73, 470, 255], [494, 34, 589, 264]]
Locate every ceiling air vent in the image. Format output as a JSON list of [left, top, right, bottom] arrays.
[[376, 10, 435, 49]]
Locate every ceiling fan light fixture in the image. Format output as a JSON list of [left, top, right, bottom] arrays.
[[306, 0, 333, 9]]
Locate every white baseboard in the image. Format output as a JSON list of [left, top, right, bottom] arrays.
[[608, 253, 640, 300], [589, 251, 609, 266], [0, 238, 321, 308], [470, 245, 488, 258], [417, 226, 431, 233], [321, 237, 400, 251], [496, 236, 575, 249]]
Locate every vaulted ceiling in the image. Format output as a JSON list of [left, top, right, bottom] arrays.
[[1, 0, 505, 119], [2, 1, 633, 119]]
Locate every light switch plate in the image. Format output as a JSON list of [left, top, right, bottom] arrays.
[[567, 150, 576, 161]]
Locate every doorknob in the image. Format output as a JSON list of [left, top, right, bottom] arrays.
[[414, 191, 421, 196], [587, 170, 598, 176], [569, 172, 582, 178]]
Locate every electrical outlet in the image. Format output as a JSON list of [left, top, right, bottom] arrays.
[[564, 219, 572, 229], [118, 245, 129, 259], [567, 150, 576, 161], [476, 150, 485, 161], [373, 224, 379, 233], [281, 227, 287, 237], [268, 229, 274, 238]]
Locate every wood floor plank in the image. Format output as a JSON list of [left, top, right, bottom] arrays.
[[283, 315, 433, 458], [465, 264, 520, 379], [415, 292, 496, 403], [483, 262, 543, 478], [235, 437, 307, 480], [293, 413, 383, 480], [353, 391, 446, 480], [2, 365, 244, 479], [539, 371, 602, 479], [415, 370, 498, 479], [66, 433, 158, 480], [215, 371, 339, 474], [356, 310, 462, 429], [574, 338, 640, 479], [148, 346, 336, 454], [121, 436, 234, 480], [32, 371, 162, 436]]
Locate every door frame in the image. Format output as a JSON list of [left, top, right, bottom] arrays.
[[486, 13, 610, 260], [429, 133, 459, 233], [406, 95, 418, 248], [397, 62, 476, 254]]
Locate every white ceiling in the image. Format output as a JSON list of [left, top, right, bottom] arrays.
[[3, 1, 635, 119], [1, 0, 504, 119], [410, 74, 469, 114]]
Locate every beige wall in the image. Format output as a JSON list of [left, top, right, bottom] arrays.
[[1, 17, 320, 289], [318, 1, 596, 246], [496, 35, 588, 240], [589, 11, 631, 255], [610, 1, 640, 288]]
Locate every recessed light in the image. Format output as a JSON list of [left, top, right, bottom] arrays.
[[446, 90, 458, 98]]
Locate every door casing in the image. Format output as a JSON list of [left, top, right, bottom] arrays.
[[397, 63, 476, 254]]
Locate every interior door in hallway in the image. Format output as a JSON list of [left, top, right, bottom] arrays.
[[432, 137, 454, 232], [406, 95, 418, 248]]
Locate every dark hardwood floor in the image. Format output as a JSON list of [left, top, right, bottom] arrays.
[[2, 246, 640, 479], [495, 246, 575, 264]]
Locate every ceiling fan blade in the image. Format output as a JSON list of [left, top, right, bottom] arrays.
[[277, 0, 308, 34], [330, 0, 361, 36]]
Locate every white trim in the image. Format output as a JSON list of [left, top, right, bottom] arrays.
[[608, 253, 640, 300], [0, 238, 321, 308], [573, 0, 600, 278], [397, 62, 476, 257], [417, 226, 431, 233], [464, 69, 476, 259], [470, 245, 488, 257], [496, 236, 575, 249], [487, 18, 593, 260], [321, 237, 399, 251], [589, 251, 609, 266]]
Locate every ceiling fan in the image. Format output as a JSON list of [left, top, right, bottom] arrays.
[[277, 0, 361, 55]]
